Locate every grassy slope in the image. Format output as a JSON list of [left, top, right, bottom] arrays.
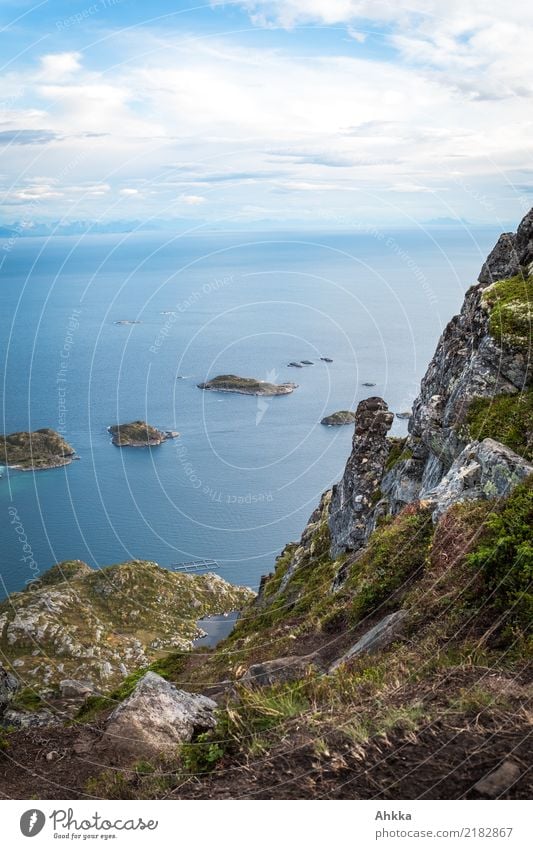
[[81, 478, 532, 798]]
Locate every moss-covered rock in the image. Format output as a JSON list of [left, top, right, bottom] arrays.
[[465, 390, 533, 461], [482, 273, 533, 353], [1, 428, 76, 470]]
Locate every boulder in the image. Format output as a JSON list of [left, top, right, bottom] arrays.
[[427, 438, 532, 521], [59, 678, 92, 699], [0, 663, 19, 712], [328, 610, 408, 672], [98, 672, 217, 761], [241, 656, 321, 688]]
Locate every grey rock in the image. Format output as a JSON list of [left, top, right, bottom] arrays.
[[478, 232, 519, 286], [329, 610, 408, 672], [0, 664, 19, 712], [59, 678, 92, 699], [426, 438, 532, 521], [473, 760, 521, 798], [99, 671, 217, 761], [382, 458, 425, 514], [3, 708, 61, 729], [515, 207, 533, 267], [241, 656, 321, 688], [329, 397, 394, 556]]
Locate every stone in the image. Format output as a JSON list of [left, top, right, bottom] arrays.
[[241, 656, 321, 687], [328, 611, 408, 672], [0, 663, 19, 711], [329, 398, 394, 556], [426, 438, 532, 521], [59, 679, 92, 699], [3, 708, 61, 728], [98, 672, 218, 761], [473, 760, 521, 798]]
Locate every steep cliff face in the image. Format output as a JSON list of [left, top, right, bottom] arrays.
[[333, 209, 533, 545], [328, 397, 393, 556]]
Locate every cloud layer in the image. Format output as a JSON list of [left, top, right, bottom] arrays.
[[0, 2, 531, 226]]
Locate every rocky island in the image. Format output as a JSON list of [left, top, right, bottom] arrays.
[[0, 559, 254, 694], [1, 428, 76, 470], [320, 410, 356, 426], [108, 421, 179, 446], [198, 374, 297, 395]]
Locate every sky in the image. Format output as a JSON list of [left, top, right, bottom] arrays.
[[0, 0, 532, 229]]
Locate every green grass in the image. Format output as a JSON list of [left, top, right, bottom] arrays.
[[385, 437, 412, 471], [343, 507, 434, 623], [466, 391, 533, 460], [466, 476, 533, 636], [483, 273, 533, 353]]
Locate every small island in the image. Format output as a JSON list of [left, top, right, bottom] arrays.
[[114, 319, 141, 326], [321, 410, 356, 427], [1, 428, 76, 470], [320, 357, 333, 363], [198, 374, 297, 396], [108, 421, 180, 447]]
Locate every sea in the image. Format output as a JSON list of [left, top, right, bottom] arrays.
[[0, 226, 500, 599]]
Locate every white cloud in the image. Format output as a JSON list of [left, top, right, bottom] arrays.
[[180, 194, 206, 205], [1, 11, 531, 224], [39, 52, 82, 81]]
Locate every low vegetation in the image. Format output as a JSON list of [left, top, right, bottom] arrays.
[[483, 272, 533, 353], [466, 390, 533, 460]]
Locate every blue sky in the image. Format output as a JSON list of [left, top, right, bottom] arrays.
[[1, 0, 532, 228]]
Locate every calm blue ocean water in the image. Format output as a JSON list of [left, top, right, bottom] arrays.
[[0, 227, 499, 598]]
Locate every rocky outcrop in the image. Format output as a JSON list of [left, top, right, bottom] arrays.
[[478, 233, 519, 286], [0, 560, 254, 691], [98, 672, 217, 761], [328, 610, 408, 672], [426, 439, 532, 521], [378, 208, 533, 517], [328, 398, 394, 556]]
